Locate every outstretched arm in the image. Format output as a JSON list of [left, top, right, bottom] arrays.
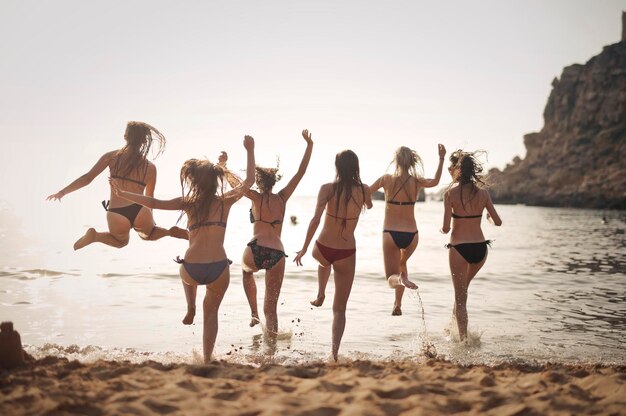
[[293, 184, 330, 266], [223, 135, 255, 201], [278, 129, 314, 201], [46, 151, 115, 201], [369, 175, 386, 194], [218, 150, 253, 199], [440, 191, 452, 234], [485, 191, 502, 226], [110, 179, 183, 210], [419, 144, 446, 188]]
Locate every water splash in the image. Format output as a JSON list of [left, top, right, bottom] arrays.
[[412, 288, 437, 358]]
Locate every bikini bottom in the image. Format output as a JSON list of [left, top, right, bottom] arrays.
[[383, 229, 418, 249], [102, 200, 143, 226], [315, 241, 356, 265], [174, 256, 232, 285], [247, 239, 287, 270], [445, 241, 491, 264]]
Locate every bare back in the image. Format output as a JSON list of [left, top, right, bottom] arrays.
[[446, 184, 489, 244], [381, 174, 420, 231], [107, 150, 156, 208], [318, 183, 371, 248]]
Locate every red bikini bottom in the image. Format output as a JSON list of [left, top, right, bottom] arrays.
[[315, 241, 356, 264]]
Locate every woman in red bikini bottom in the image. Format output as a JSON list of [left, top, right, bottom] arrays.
[[440, 150, 502, 341], [293, 149, 372, 361]]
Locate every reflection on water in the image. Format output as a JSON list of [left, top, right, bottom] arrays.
[[1, 199, 625, 365]]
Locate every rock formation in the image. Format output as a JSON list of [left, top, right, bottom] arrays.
[[488, 23, 626, 209]]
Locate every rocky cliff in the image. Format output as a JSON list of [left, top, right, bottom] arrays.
[[488, 38, 626, 209]]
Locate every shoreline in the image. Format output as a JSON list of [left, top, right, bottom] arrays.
[[2, 356, 624, 415]]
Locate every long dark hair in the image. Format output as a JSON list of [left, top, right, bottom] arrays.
[[332, 150, 364, 214], [112, 121, 166, 180], [179, 159, 225, 225], [449, 150, 486, 211]]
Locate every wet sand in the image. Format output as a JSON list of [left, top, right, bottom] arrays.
[[1, 356, 624, 415]]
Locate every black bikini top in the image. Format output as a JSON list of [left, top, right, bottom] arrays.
[[110, 174, 146, 187], [451, 213, 482, 219], [386, 176, 415, 206], [250, 194, 285, 227]]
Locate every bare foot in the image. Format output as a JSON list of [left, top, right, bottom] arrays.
[[170, 226, 189, 240], [399, 272, 417, 290], [182, 307, 195, 325], [310, 294, 325, 307], [392, 304, 402, 316], [249, 316, 260, 327], [73, 228, 96, 250]]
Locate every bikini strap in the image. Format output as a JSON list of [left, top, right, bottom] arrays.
[[388, 176, 413, 203], [102, 200, 110, 211]]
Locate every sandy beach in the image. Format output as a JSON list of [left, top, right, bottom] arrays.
[[1, 356, 624, 416]]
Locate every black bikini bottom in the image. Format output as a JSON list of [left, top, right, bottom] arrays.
[[247, 239, 287, 270], [445, 241, 492, 264], [384, 229, 418, 249], [102, 200, 143, 226]]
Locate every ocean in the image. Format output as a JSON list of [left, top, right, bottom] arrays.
[[1, 197, 624, 366]]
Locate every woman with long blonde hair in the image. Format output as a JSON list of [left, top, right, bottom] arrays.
[[47, 121, 188, 249], [370, 144, 446, 315]]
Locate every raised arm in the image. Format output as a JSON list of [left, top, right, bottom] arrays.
[[46, 150, 116, 201], [223, 135, 255, 201], [278, 129, 314, 201], [440, 191, 452, 234], [419, 144, 447, 188], [293, 184, 331, 266], [110, 179, 183, 210], [485, 191, 502, 226]]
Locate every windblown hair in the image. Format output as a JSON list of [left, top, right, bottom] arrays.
[[179, 159, 225, 225], [255, 166, 282, 194], [448, 150, 486, 211], [112, 121, 167, 180], [332, 150, 365, 214], [392, 146, 423, 178]]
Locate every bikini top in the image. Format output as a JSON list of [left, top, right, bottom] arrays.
[[451, 213, 482, 219], [188, 201, 226, 231], [110, 174, 146, 187], [188, 220, 227, 231], [249, 194, 285, 227], [386, 176, 415, 206]]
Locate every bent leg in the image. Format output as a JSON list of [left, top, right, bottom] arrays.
[[241, 247, 260, 326], [202, 269, 230, 363], [395, 234, 420, 313], [74, 212, 132, 250], [134, 208, 188, 241], [264, 258, 285, 343], [330, 254, 356, 361], [449, 249, 470, 340], [311, 244, 331, 307], [179, 264, 197, 325]]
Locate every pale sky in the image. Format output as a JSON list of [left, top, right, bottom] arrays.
[[1, 0, 624, 214]]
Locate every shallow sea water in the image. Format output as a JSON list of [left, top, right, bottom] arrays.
[[1, 197, 624, 366]]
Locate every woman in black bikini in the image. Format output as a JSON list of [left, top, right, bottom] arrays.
[[46, 121, 188, 249], [111, 136, 256, 363], [441, 150, 502, 341], [227, 130, 313, 345], [293, 150, 372, 361], [370, 144, 446, 316]]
